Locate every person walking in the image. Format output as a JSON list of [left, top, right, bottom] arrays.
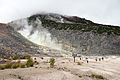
[[95, 57, 97, 61], [80, 56, 82, 60], [87, 60, 89, 63], [102, 57, 104, 61], [86, 57, 88, 63], [72, 53, 77, 62], [99, 58, 101, 61]]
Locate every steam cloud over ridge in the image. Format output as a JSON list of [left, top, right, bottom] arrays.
[[0, 0, 120, 26], [9, 19, 62, 50]]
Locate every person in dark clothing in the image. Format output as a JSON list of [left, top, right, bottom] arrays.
[[86, 57, 88, 63], [80, 57, 81, 60], [72, 53, 77, 62], [95, 57, 97, 61], [102, 57, 104, 61], [87, 60, 89, 63]]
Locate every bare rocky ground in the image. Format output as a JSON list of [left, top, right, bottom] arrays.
[[0, 56, 120, 80]]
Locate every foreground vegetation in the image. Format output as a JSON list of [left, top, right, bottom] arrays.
[[91, 73, 104, 79], [50, 58, 55, 68], [0, 55, 37, 70]]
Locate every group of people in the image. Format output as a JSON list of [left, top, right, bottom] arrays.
[[95, 57, 104, 61], [72, 53, 104, 63], [79, 56, 104, 63], [79, 56, 89, 63]]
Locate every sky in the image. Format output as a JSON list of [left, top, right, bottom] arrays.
[[0, 0, 120, 26]]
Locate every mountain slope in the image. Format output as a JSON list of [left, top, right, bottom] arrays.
[[0, 23, 64, 57], [6, 13, 120, 56], [0, 23, 47, 57]]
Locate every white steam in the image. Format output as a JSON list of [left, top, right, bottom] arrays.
[[10, 19, 62, 50]]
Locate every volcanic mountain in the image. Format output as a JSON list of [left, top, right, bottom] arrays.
[[0, 13, 120, 57]]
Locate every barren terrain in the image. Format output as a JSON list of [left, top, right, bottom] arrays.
[[0, 56, 120, 80]]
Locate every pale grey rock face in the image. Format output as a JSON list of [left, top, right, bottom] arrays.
[[48, 29, 120, 56]]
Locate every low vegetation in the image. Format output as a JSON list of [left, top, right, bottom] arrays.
[[18, 54, 31, 59], [0, 55, 36, 70], [13, 56, 19, 60], [4, 62, 13, 69], [91, 73, 104, 79], [63, 67, 70, 72], [20, 64, 26, 68], [77, 62, 82, 65], [26, 58, 34, 67], [50, 58, 55, 68], [0, 65, 5, 70], [12, 63, 19, 69]]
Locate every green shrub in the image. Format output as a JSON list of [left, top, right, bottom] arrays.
[[12, 63, 19, 69], [5, 62, 13, 69], [50, 58, 55, 68], [91, 73, 96, 77], [0, 65, 5, 70], [20, 56, 25, 59], [91, 73, 104, 79], [96, 75, 104, 79], [26, 58, 34, 67], [20, 64, 26, 68], [77, 62, 82, 65], [13, 56, 19, 60]]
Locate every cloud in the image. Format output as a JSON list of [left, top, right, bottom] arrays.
[[0, 0, 120, 26]]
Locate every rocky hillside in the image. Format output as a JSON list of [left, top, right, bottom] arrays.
[[0, 23, 63, 57], [4, 13, 120, 56], [0, 23, 41, 57]]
